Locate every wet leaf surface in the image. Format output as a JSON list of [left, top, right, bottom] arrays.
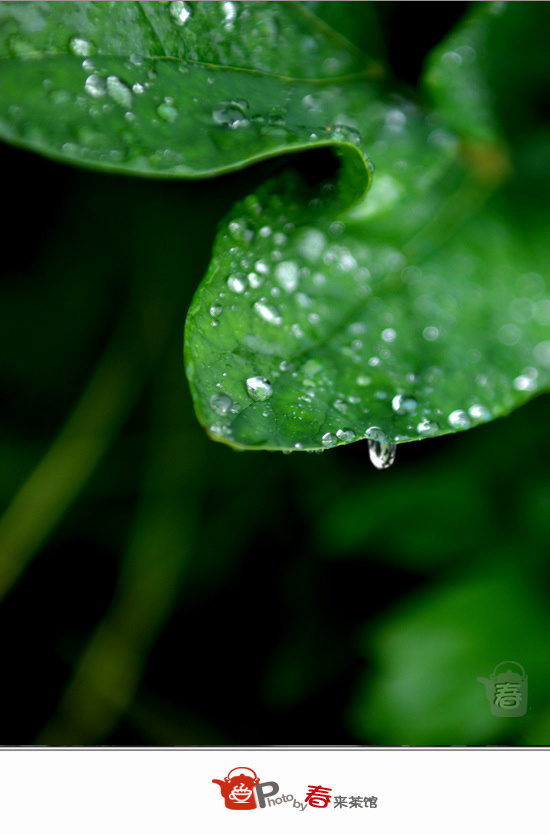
[[0, 1, 548, 454]]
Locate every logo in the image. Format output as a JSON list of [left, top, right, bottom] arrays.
[[212, 767, 377, 812], [212, 767, 279, 811], [477, 661, 528, 716]]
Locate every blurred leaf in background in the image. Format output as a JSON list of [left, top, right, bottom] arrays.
[[0, 1, 548, 747]]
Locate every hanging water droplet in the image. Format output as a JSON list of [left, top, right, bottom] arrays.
[[209, 393, 233, 415], [448, 409, 471, 429], [321, 432, 338, 448], [392, 394, 418, 415], [365, 426, 387, 441], [157, 97, 179, 122], [246, 376, 273, 401], [106, 75, 132, 108], [254, 301, 282, 325], [368, 440, 397, 470], [84, 73, 105, 99], [227, 274, 247, 294], [69, 37, 94, 57], [336, 428, 356, 442], [169, 0, 191, 25], [417, 418, 439, 436]]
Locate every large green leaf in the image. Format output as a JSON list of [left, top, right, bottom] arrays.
[[0, 1, 548, 455], [184, 162, 549, 451], [183, 3, 549, 452], [0, 0, 375, 180]]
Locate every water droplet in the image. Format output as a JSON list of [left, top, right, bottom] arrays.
[[254, 301, 282, 325], [157, 98, 179, 122], [368, 440, 397, 470], [423, 326, 439, 341], [336, 428, 356, 442], [275, 261, 299, 292], [365, 426, 386, 442], [222, 1, 237, 27], [246, 376, 273, 401], [69, 37, 94, 57], [209, 393, 232, 415], [417, 418, 439, 436], [297, 229, 326, 261], [132, 82, 145, 95], [513, 374, 536, 392], [356, 375, 371, 387], [468, 404, 491, 422], [448, 409, 471, 430], [392, 394, 417, 415], [209, 304, 223, 316], [106, 75, 132, 108], [381, 328, 397, 343], [212, 100, 249, 129], [228, 219, 254, 244], [321, 432, 338, 448], [227, 274, 247, 294], [498, 323, 521, 346], [331, 124, 361, 145], [334, 399, 348, 414], [169, 0, 191, 25], [84, 74, 105, 99], [247, 272, 263, 289], [534, 340, 550, 366]]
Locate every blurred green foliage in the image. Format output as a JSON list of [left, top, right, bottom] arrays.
[[0, 2, 549, 745]]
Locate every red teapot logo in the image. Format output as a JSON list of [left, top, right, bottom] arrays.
[[212, 767, 260, 810]]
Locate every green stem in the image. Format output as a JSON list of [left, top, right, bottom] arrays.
[[36, 352, 194, 744]]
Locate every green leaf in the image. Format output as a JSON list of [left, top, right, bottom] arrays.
[[348, 564, 550, 744], [184, 149, 549, 450], [0, 0, 377, 179], [183, 3, 550, 452], [0, 1, 548, 453]]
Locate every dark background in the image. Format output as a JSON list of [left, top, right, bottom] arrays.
[[1, 2, 549, 746]]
